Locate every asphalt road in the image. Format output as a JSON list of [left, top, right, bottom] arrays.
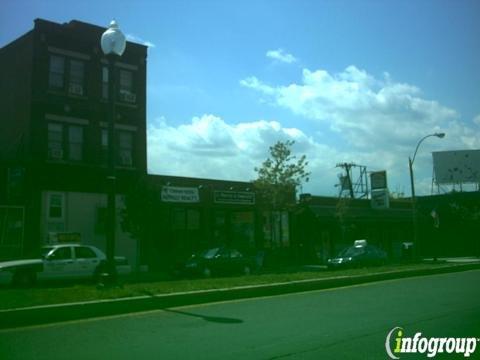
[[1, 270, 479, 360]]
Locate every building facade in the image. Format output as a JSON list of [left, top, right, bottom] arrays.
[[293, 195, 413, 263], [125, 174, 267, 270], [416, 192, 480, 258], [0, 19, 147, 266]]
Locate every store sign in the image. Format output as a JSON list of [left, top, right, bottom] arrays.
[[370, 171, 388, 190], [57, 232, 81, 243], [47, 232, 82, 244], [371, 189, 390, 209], [214, 191, 255, 205], [161, 186, 199, 203]]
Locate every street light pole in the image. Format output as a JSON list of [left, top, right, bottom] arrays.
[[101, 20, 126, 284], [409, 132, 445, 259]]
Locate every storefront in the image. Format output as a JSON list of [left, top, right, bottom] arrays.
[[133, 175, 262, 270], [293, 195, 413, 264]]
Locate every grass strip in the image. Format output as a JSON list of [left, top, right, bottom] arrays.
[[0, 263, 465, 311]]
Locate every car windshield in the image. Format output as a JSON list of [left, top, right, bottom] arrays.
[[41, 246, 54, 258], [339, 246, 365, 258], [201, 248, 220, 259]]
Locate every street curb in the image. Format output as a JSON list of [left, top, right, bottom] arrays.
[[1, 263, 479, 329]]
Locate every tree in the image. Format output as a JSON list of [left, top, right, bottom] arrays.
[[253, 140, 310, 262], [253, 140, 310, 209]]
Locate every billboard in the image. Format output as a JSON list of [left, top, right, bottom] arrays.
[[432, 150, 480, 184], [370, 171, 387, 190]]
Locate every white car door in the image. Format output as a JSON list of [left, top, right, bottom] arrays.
[[41, 246, 76, 280], [74, 246, 101, 278]]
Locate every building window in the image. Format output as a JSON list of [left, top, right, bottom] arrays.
[[47, 123, 84, 162], [101, 129, 134, 167], [49, 55, 65, 90], [102, 67, 136, 103], [68, 60, 84, 96], [48, 54, 85, 96], [48, 123, 64, 160], [118, 131, 133, 166], [48, 193, 64, 220], [118, 69, 136, 103], [68, 126, 83, 161], [101, 66, 109, 99], [101, 129, 108, 164]]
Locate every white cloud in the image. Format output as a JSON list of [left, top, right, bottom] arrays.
[[126, 34, 156, 48], [266, 49, 297, 64], [147, 114, 341, 193], [240, 66, 480, 150], [474, 114, 480, 126], [146, 66, 480, 196], [240, 65, 480, 194]]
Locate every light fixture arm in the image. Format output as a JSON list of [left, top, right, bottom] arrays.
[[411, 133, 445, 165]]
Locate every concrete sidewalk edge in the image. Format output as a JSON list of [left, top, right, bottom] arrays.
[[1, 263, 479, 329]]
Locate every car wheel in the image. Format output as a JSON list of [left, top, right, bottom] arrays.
[[202, 267, 212, 278], [13, 271, 36, 287], [243, 265, 251, 276]]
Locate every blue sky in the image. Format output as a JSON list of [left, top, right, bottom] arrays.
[[2, 0, 479, 196]]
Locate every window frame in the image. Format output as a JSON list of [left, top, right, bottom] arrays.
[[47, 123, 64, 160], [47, 192, 65, 221], [118, 69, 136, 103], [117, 130, 134, 167], [68, 59, 85, 96], [67, 125, 84, 161], [48, 55, 65, 90], [47, 122, 85, 162], [48, 54, 86, 97]]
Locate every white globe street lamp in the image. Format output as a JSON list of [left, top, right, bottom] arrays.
[[100, 20, 126, 285], [101, 20, 126, 56]]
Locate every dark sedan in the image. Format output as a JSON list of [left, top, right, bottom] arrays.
[[327, 243, 387, 269], [178, 247, 255, 277]]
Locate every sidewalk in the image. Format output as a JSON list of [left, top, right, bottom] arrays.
[[1, 262, 479, 330], [423, 257, 480, 263]]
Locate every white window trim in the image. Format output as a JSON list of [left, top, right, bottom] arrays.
[[101, 59, 138, 71], [99, 122, 137, 131], [45, 114, 89, 126], [48, 46, 91, 61], [46, 192, 66, 222]]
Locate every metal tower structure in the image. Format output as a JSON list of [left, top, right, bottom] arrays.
[[335, 163, 369, 199]]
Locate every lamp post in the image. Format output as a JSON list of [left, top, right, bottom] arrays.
[[101, 20, 126, 284], [408, 132, 445, 258]]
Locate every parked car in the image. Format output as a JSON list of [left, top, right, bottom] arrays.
[[327, 241, 387, 269], [177, 247, 255, 277], [0, 244, 131, 286]]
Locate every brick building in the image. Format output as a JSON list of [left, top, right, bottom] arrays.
[[0, 18, 148, 265]]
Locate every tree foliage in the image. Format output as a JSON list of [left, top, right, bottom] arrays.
[[253, 140, 310, 208]]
